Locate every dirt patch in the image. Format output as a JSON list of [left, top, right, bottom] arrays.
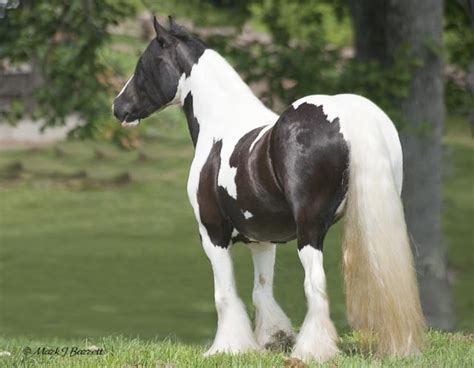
[[283, 357, 308, 368], [264, 330, 295, 353]]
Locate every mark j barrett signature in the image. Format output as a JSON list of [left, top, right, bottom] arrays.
[[22, 345, 105, 357]]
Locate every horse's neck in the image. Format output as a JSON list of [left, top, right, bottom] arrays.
[[179, 50, 277, 142]]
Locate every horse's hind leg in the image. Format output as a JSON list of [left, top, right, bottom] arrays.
[[292, 240, 339, 362], [248, 243, 294, 350], [290, 199, 344, 362], [283, 143, 346, 362], [270, 100, 349, 362]]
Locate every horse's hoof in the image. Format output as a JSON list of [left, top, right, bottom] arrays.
[[204, 341, 260, 356], [291, 345, 340, 364]]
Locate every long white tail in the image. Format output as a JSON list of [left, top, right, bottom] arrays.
[[342, 115, 425, 356]]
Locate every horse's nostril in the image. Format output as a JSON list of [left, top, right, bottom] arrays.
[[113, 102, 131, 122]]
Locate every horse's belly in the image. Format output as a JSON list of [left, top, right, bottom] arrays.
[[226, 193, 296, 243]]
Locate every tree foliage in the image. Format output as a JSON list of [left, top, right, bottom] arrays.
[[445, 0, 474, 69], [444, 0, 474, 116], [0, 0, 137, 137]]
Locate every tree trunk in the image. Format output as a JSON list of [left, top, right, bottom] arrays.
[[347, 0, 389, 62], [468, 0, 474, 136], [349, 0, 455, 330]]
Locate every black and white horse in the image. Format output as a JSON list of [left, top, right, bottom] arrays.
[[112, 17, 425, 363]]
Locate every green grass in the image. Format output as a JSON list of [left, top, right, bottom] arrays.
[[442, 116, 474, 332], [0, 331, 472, 367], [0, 113, 472, 366]]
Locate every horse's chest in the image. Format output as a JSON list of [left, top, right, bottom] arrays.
[[193, 127, 296, 246]]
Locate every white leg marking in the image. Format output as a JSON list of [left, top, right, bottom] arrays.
[[201, 231, 259, 355], [292, 246, 339, 363], [249, 243, 294, 348]]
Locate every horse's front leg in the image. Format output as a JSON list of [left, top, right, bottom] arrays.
[[200, 231, 259, 355], [248, 243, 294, 350]]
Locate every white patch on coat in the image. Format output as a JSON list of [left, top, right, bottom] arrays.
[[292, 246, 339, 362], [248, 124, 272, 152], [218, 166, 238, 199], [170, 74, 187, 106], [243, 210, 253, 219]]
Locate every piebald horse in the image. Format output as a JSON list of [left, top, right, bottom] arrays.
[[112, 17, 425, 363]]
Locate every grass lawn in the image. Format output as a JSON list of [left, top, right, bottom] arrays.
[[0, 331, 472, 367], [0, 111, 472, 367]]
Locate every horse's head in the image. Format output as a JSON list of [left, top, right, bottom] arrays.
[[112, 16, 206, 127]]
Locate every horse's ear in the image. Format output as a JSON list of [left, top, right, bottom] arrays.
[[153, 16, 173, 47], [168, 15, 190, 39], [168, 16, 176, 30]]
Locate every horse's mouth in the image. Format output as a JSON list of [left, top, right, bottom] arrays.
[[121, 117, 141, 128]]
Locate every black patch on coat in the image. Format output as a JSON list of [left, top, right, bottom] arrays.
[[217, 126, 297, 243], [183, 93, 200, 147], [197, 140, 233, 248], [270, 102, 350, 250]]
